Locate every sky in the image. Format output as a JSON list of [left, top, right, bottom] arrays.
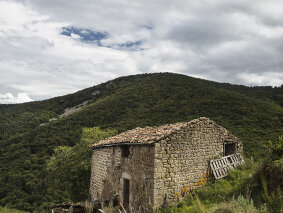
[[1, 0, 283, 104]]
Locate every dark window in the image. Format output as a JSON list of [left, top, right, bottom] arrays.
[[224, 143, 236, 156], [123, 179, 130, 208], [121, 145, 130, 158]]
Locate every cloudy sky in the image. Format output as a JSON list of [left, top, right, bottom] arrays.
[[1, 0, 283, 103]]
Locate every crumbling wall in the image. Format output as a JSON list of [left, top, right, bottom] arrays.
[[90, 145, 155, 212]]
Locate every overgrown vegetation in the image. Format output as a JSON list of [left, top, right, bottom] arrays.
[[47, 127, 116, 204], [0, 207, 27, 213], [0, 73, 282, 211]]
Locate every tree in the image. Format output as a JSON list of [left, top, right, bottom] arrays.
[[46, 127, 117, 203]]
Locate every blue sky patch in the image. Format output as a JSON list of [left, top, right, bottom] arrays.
[[61, 26, 108, 45], [61, 26, 143, 50]]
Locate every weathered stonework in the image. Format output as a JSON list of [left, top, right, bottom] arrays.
[[90, 117, 243, 212], [90, 145, 155, 212], [152, 118, 242, 208]]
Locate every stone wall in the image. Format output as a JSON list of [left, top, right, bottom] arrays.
[[152, 118, 242, 208], [90, 145, 155, 212]]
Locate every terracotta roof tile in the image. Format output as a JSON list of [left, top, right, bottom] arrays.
[[91, 117, 210, 148]]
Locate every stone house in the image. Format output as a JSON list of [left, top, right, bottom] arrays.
[[89, 117, 243, 212]]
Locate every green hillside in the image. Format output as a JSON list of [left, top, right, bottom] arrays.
[[0, 73, 282, 211]]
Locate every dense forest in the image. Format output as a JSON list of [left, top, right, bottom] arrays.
[[0, 73, 282, 212]]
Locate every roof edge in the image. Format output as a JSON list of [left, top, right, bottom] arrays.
[[90, 142, 154, 149]]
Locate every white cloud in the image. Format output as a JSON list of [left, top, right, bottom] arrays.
[[0, 92, 33, 104], [70, 33, 81, 39], [237, 72, 283, 86], [0, 0, 283, 102]]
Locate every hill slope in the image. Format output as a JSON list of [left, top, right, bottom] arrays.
[[0, 73, 282, 211]]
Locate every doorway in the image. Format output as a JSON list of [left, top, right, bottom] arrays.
[[123, 178, 130, 209]]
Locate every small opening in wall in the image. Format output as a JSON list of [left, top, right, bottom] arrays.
[[224, 143, 237, 156], [121, 145, 130, 158]]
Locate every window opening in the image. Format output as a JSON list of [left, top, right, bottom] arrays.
[[121, 145, 130, 158], [224, 143, 236, 156]]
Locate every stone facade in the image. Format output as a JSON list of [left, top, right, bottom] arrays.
[[152, 118, 242, 207], [90, 117, 243, 212], [90, 145, 155, 212]]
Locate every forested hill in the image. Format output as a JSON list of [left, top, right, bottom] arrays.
[[0, 73, 282, 211]]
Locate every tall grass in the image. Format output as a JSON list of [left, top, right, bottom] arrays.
[[260, 168, 282, 212]]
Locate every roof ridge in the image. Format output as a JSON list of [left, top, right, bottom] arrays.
[[90, 117, 211, 148]]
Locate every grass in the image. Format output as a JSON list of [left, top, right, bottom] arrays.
[[0, 207, 27, 213]]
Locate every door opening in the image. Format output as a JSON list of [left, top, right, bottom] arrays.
[[123, 178, 130, 209]]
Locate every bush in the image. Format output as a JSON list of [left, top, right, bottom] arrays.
[[260, 169, 282, 213]]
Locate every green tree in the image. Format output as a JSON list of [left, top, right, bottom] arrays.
[[268, 135, 283, 160], [46, 127, 117, 203]]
